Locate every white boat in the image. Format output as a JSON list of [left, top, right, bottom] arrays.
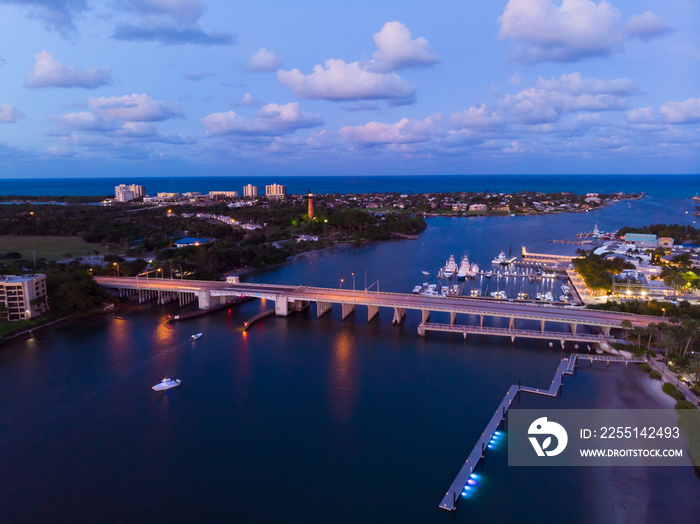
[[485, 271, 493, 278], [428, 284, 437, 292], [440, 286, 449, 296], [191, 333, 202, 340], [457, 255, 469, 279], [544, 292, 554, 301], [517, 292, 529, 300], [561, 285, 571, 295], [492, 251, 517, 265], [535, 293, 543, 300], [421, 270, 430, 276], [451, 284, 460, 295], [152, 378, 181, 391], [412, 285, 422, 294], [441, 255, 458, 278], [490, 290, 507, 299], [470, 289, 482, 297], [469, 263, 479, 278]]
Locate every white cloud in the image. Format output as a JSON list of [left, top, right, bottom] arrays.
[[339, 115, 443, 146], [536, 72, 636, 96], [201, 102, 322, 136], [89, 93, 182, 122], [24, 51, 113, 89], [626, 12, 672, 41], [503, 140, 524, 154], [625, 106, 657, 124], [278, 59, 415, 102], [368, 21, 439, 72], [55, 111, 118, 132], [0, 104, 24, 123], [450, 104, 504, 129], [184, 68, 213, 80], [240, 92, 262, 107], [499, 0, 622, 63], [499, 74, 633, 124], [121, 0, 203, 24], [659, 98, 700, 124], [1, 0, 87, 36], [247, 48, 282, 72]]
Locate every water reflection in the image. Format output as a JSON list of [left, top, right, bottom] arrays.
[[328, 329, 357, 424]]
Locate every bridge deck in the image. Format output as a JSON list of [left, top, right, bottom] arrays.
[[419, 322, 611, 343]]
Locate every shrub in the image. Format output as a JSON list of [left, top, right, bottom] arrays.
[[675, 400, 698, 410], [649, 370, 662, 380], [648, 349, 657, 357], [639, 363, 651, 373], [662, 382, 686, 401]]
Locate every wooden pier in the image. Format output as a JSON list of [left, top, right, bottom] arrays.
[[438, 352, 647, 512], [243, 308, 275, 330]]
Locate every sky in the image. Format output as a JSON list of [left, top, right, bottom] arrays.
[[0, 0, 698, 178]]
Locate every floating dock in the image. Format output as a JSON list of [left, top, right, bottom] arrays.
[[438, 352, 647, 512]]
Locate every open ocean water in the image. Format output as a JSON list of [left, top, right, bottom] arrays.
[[0, 174, 699, 522]]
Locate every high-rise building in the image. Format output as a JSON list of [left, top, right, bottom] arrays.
[[265, 184, 286, 200], [0, 274, 49, 321], [307, 190, 314, 219], [115, 184, 145, 202], [243, 184, 258, 198], [208, 191, 239, 200]]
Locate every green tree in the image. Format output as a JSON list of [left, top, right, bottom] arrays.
[[620, 319, 632, 343]]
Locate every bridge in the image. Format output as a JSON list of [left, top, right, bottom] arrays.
[[95, 276, 658, 338]]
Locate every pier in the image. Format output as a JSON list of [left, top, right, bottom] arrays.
[[438, 352, 647, 512]]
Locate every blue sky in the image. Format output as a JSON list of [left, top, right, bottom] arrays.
[[0, 0, 698, 178]]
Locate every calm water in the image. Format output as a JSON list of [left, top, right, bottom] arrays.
[[1, 177, 699, 522]]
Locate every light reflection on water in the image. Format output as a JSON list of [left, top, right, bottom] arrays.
[[328, 330, 357, 424]]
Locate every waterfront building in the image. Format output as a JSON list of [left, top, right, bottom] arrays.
[[114, 184, 145, 202], [265, 184, 286, 200], [157, 192, 179, 201], [308, 190, 314, 219], [208, 191, 239, 200], [0, 274, 49, 321], [296, 234, 319, 242], [470, 204, 487, 211], [243, 184, 259, 198], [658, 237, 674, 249]]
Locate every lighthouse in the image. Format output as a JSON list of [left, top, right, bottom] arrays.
[[307, 189, 314, 220]]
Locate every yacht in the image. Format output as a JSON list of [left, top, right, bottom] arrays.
[[490, 290, 507, 299], [442, 255, 458, 278], [470, 289, 482, 297], [440, 286, 449, 296], [544, 291, 554, 301], [535, 292, 543, 300], [427, 284, 438, 292], [451, 284, 460, 295], [561, 284, 571, 295], [191, 333, 202, 340], [485, 270, 493, 278], [492, 251, 517, 265], [457, 255, 469, 279], [152, 378, 181, 391], [469, 263, 479, 278], [412, 285, 422, 294]]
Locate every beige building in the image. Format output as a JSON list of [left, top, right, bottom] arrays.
[[243, 184, 259, 198], [0, 274, 49, 321], [658, 237, 674, 249], [265, 184, 286, 200], [114, 184, 145, 202], [208, 191, 239, 200]]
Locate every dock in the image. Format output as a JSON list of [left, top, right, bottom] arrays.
[[438, 352, 647, 512]]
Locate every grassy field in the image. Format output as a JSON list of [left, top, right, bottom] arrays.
[[0, 236, 97, 261]]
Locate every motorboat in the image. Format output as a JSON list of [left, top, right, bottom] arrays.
[[535, 293, 543, 300], [544, 292, 554, 301], [517, 292, 529, 300], [490, 290, 507, 299], [442, 255, 458, 278], [492, 251, 517, 265], [485, 271, 493, 278], [470, 289, 482, 297], [469, 263, 479, 278], [440, 286, 449, 296], [412, 285, 422, 294], [451, 284, 460, 295], [191, 333, 203, 340], [422, 270, 430, 276], [152, 378, 181, 391], [457, 255, 469, 279], [561, 285, 571, 295]]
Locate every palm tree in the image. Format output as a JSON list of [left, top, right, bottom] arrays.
[[631, 326, 646, 348], [688, 356, 700, 384], [681, 319, 699, 356], [646, 322, 657, 350], [620, 319, 632, 343]]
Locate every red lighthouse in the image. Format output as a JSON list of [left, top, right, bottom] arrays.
[[307, 189, 314, 220]]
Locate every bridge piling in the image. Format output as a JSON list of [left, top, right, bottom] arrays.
[[316, 301, 332, 318], [367, 305, 379, 323], [392, 307, 406, 324], [341, 303, 355, 320]]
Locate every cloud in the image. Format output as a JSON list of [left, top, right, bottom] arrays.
[[626, 12, 673, 41], [0, 0, 87, 35], [112, 0, 234, 46], [55, 111, 118, 132], [24, 51, 113, 89], [113, 23, 234, 45], [450, 104, 504, 129], [499, 73, 634, 124], [503, 140, 524, 154], [339, 115, 443, 146], [368, 21, 439, 72], [89, 93, 183, 122], [184, 68, 214, 81], [246, 48, 282, 72], [625, 106, 657, 124], [659, 98, 700, 124], [239, 92, 262, 107], [202, 102, 323, 136], [278, 59, 415, 102], [498, 0, 622, 63], [0, 104, 24, 123]]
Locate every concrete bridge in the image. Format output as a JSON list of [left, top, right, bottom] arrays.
[[95, 277, 658, 338]]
